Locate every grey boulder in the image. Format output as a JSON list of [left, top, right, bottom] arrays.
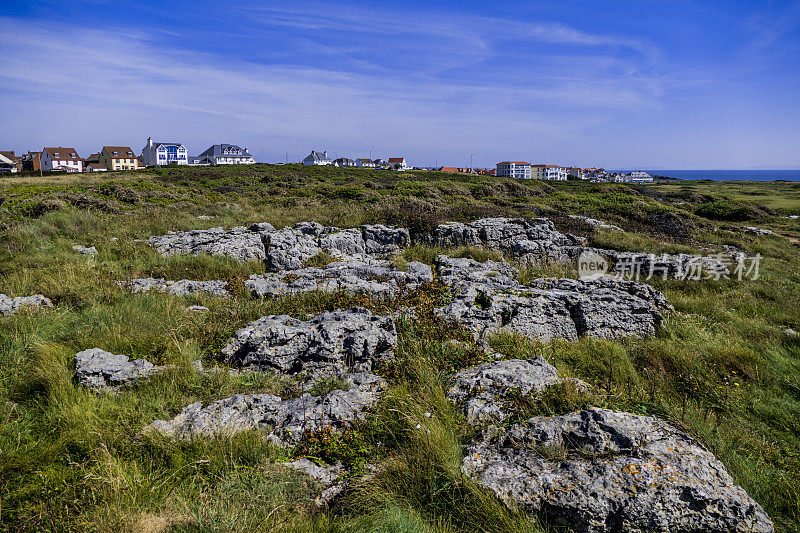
[[74, 348, 164, 391], [447, 357, 586, 425], [436, 255, 519, 289], [0, 294, 53, 316], [568, 214, 623, 232], [72, 244, 98, 256], [145, 372, 385, 446], [463, 408, 773, 533], [149, 223, 274, 262], [438, 275, 669, 342], [121, 278, 229, 296], [221, 307, 397, 378], [245, 259, 432, 298]]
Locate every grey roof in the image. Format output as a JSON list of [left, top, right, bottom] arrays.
[[198, 144, 253, 158], [334, 157, 355, 163], [304, 150, 330, 162], [154, 142, 184, 148]]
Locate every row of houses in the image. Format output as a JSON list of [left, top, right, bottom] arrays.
[[0, 139, 256, 173], [494, 162, 653, 182], [302, 151, 409, 170]]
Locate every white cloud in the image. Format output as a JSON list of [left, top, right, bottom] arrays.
[[0, 13, 672, 166]]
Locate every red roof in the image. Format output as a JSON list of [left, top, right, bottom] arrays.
[[387, 157, 405, 163], [497, 161, 530, 165], [44, 147, 81, 161], [440, 166, 459, 172]]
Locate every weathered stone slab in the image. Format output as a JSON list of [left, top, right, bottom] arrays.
[[246, 259, 432, 298], [149, 223, 274, 262], [74, 348, 164, 391], [122, 278, 229, 296], [447, 357, 587, 425], [436, 255, 519, 289], [0, 294, 53, 316], [464, 408, 774, 533], [221, 307, 397, 378], [145, 372, 386, 446]]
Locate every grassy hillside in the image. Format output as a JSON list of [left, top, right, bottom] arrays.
[[1, 165, 799, 532]]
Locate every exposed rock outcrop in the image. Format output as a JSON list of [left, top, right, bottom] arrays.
[[72, 245, 98, 256], [568, 214, 623, 232], [74, 348, 164, 391], [263, 223, 411, 271], [285, 458, 346, 507], [422, 218, 586, 262], [447, 357, 587, 425], [149, 223, 275, 262], [0, 294, 53, 316], [121, 278, 229, 296], [463, 408, 774, 533], [436, 255, 519, 289], [145, 372, 386, 445], [221, 307, 397, 378], [246, 259, 432, 298], [437, 275, 669, 342]]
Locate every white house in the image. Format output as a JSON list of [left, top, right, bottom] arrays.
[[141, 138, 188, 166], [303, 150, 331, 165], [627, 171, 653, 183], [531, 164, 567, 180], [496, 161, 531, 179], [333, 157, 357, 167], [0, 152, 17, 173], [196, 144, 255, 165], [356, 158, 376, 168], [387, 157, 408, 170], [41, 147, 83, 172]]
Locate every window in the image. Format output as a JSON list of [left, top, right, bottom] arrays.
[[113, 151, 118, 156]]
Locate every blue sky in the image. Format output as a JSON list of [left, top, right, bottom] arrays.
[[1, 0, 799, 168]]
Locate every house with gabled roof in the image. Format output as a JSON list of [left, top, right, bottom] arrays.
[[41, 147, 83, 172], [387, 157, 408, 170], [333, 157, 356, 167], [356, 158, 376, 168], [141, 137, 188, 166], [0, 151, 21, 173], [100, 146, 140, 170], [83, 152, 107, 172], [303, 150, 331, 165], [196, 144, 255, 165]]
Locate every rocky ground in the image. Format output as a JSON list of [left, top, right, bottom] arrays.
[[1, 167, 798, 532]]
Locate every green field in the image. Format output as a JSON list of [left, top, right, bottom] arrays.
[[1, 166, 799, 532]]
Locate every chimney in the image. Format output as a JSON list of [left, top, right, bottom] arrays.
[[323, 150, 328, 159], [147, 137, 153, 148]]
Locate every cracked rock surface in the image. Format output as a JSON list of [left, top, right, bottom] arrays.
[[145, 372, 386, 445], [463, 408, 774, 533], [0, 294, 53, 316], [221, 307, 397, 378], [122, 278, 229, 296], [447, 357, 587, 425], [75, 348, 164, 391], [246, 259, 432, 298], [422, 217, 586, 262], [436, 255, 519, 289], [437, 274, 669, 342], [149, 223, 275, 262]]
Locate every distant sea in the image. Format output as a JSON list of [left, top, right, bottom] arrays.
[[637, 170, 800, 182]]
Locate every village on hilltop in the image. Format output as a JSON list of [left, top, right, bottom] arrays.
[[0, 140, 652, 183]]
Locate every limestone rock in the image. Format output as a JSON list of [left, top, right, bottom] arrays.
[[285, 458, 346, 507], [74, 348, 164, 391], [744, 226, 776, 236], [122, 278, 229, 296], [0, 294, 53, 316], [447, 357, 586, 425], [437, 275, 668, 342], [422, 217, 586, 263], [221, 307, 397, 378], [149, 224, 274, 262], [568, 214, 623, 232], [246, 259, 432, 298], [362, 224, 411, 255], [436, 255, 519, 289], [145, 372, 386, 446], [463, 408, 773, 533], [72, 245, 98, 256]]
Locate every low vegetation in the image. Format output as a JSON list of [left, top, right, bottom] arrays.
[[1, 166, 799, 531]]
